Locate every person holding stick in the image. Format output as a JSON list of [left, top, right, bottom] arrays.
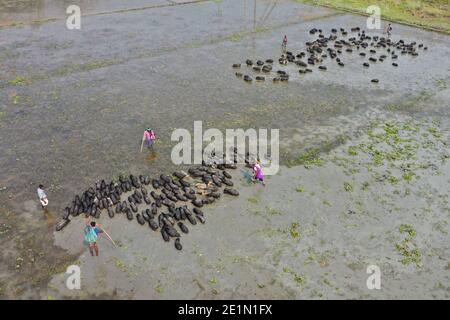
[[141, 128, 156, 152], [84, 217, 105, 257]]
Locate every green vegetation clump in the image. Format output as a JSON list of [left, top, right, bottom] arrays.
[[399, 224, 417, 238], [396, 224, 421, 267], [154, 283, 164, 294], [288, 223, 300, 239], [267, 207, 282, 216], [247, 197, 258, 204], [343, 182, 353, 192], [114, 259, 127, 272], [402, 171, 415, 182], [388, 175, 399, 185], [209, 277, 218, 285], [428, 127, 442, 138], [283, 266, 306, 285], [347, 146, 358, 156], [289, 148, 324, 169], [352, 122, 424, 170], [396, 240, 422, 266], [361, 181, 370, 191], [9, 76, 28, 86]]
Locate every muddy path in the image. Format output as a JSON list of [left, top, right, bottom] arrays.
[[0, 0, 449, 299]]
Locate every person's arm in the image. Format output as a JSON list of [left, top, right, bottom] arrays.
[[85, 216, 92, 226]]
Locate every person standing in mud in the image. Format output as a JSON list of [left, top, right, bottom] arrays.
[[143, 128, 156, 150], [252, 160, 265, 186], [37, 184, 49, 209], [384, 23, 392, 37], [282, 35, 288, 53], [84, 216, 104, 257]]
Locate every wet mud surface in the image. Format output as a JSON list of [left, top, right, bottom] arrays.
[[0, 0, 449, 299]]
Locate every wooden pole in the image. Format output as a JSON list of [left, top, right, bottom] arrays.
[[140, 134, 145, 153], [102, 229, 117, 248]]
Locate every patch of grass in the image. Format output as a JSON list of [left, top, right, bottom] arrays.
[[428, 127, 442, 139], [247, 197, 258, 204], [289, 148, 324, 169], [154, 282, 164, 294], [347, 146, 358, 156], [12, 95, 20, 105], [323, 200, 331, 207], [225, 27, 269, 42], [293, 273, 306, 285], [304, 247, 317, 265], [114, 259, 127, 272], [296, 186, 305, 193], [435, 79, 447, 90], [356, 122, 433, 179], [288, 223, 300, 239], [296, 0, 450, 33], [304, 247, 331, 267], [8, 76, 28, 86], [396, 224, 421, 267], [402, 171, 415, 182], [209, 277, 218, 285], [283, 267, 306, 286], [22, 58, 124, 82], [10, 22, 25, 27], [396, 240, 422, 266], [388, 175, 399, 185], [399, 224, 417, 238], [386, 104, 402, 112], [343, 182, 353, 192], [362, 181, 370, 191], [43, 41, 73, 50], [267, 207, 282, 216]]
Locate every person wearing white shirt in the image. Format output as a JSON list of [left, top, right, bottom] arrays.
[[37, 184, 48, 209]]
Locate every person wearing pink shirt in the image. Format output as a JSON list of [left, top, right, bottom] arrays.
[[143, 128, 156, 150], [252, 160, 265, 186]]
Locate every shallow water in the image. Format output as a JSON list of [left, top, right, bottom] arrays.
[[0, 0, 449, 298], [49, 114, 450, 299], [0, 0, 200, 26]]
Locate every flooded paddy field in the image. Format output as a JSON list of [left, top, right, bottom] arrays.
[[0, 0, 449, 299]]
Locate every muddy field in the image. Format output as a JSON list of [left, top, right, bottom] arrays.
[[0, 0, 449, 299]]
